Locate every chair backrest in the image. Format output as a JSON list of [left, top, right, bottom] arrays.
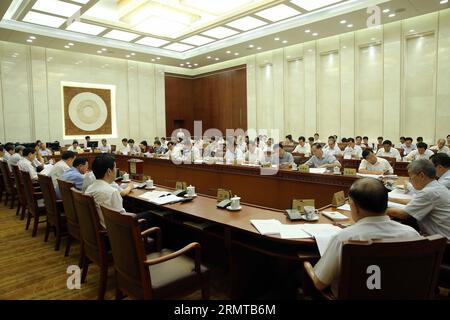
[[111, 145, 116, 153], [57, 179, 79, 237], [11, 165, 26, 206], [38, 174, 62, 228], [20, 170, 40, 215], [396, 148, 404, 158], [378, 156, 396, 168], [71, 188, 107, 264], [338, 235, 446, 299], [0, 160, 14, 193], [101, 206, 152, 299]]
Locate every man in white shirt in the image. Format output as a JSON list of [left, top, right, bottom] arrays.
[[293, 136, 311, 156], [38, 143, 52, 157], [98, 139, 111, 153], [343, 138, 363, 159], [204, 137, 219, 158], [310, 178, 419, 297], [323, 136, 342, 157], [7, 145, 25, 171], [127, 139, 141, 155], [388, 159, 450, 239], [67, 140, 83, 152], [263, 138, 274, 153], [313, 133, 321, 144], [163, 142, 175, 159], [117, 138, 130, 155], [225, 139, 244, 163], [2, 143, 14, 162], [49, 151, 76, 186], [355, 136, 364, 148], [431, 153, 450, 190], [359, 149, 394, 175], [18, 148, 39, 180], [245, 141, 265, 164], [430, 139, 450, 155], [406, 142, 434, 161], [376, 140, 401, 161], [181, 142, 202, 163], [85, 155, 151, 229], [401, 137, 416, 156]]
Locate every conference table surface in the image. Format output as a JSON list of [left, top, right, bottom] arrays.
[[60, 153, 410, 211]]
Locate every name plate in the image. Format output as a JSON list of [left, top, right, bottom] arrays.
[[54, 151, 60, 156], [292, 199, 315, 213], [217, 189, 232, 202], [298, 164, 309, 173], [332, 191, 346, 207], [343, 168, 357, 176], [176, 181, 187, 191], [130, 162, 137, 174]]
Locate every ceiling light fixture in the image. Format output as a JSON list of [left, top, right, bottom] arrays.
[[312, 32, 318, 36], [104, 30, 140, 42], [226, 16, 267, 31], [248, 44, 254, 48], [23, 11, 66, 28], [32, 0, 81, 18], [97, 50, 103, 54], [340, 20, 346, 24], [274, 37, 280, 41], [66, 21, 106, 35], [388, 13, 396, 18], [234, 53, 239, 56], [64, 45, 70, 49], [201, 26, 239, 39], [29, 36, 36, 40], [206, 56, 211, 59], [156, 57, 161, 60], [68, 43, 74, 46], [383, 9, 390, 13], [441, 0, 448, 4], [26, 39, 33, 43], [226, 51, 231, 54], [215, 58, 220, 61], [290, 0, 342, 11], [282, 40, 288, 44], [347, 24, 353, 27], [305, 29, 311, 33], [135, 37, 170, 48], [257, 47, 262, 50], [255, 4, 301, 22]]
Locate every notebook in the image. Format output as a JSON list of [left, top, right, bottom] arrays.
[[322, 211, 349, 221], [250, 219, 281, 235]]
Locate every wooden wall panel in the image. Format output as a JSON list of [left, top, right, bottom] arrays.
[[165, 66, 247, 137]]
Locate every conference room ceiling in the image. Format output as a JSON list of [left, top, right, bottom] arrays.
[[0, 0, 448, 69]]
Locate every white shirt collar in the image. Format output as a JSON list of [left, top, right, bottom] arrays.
[[356, 215, 391, 224]]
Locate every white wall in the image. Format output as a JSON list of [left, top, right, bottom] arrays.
[[198, 9, 450, 145], [0, 10, 449, 146], [0, 44, 167, 146]]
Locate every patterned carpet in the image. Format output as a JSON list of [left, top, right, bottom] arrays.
[[0, 201, 227, 300]]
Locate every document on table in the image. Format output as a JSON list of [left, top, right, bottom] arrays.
[[337, 204, 352, 211], [150, 194, 184, 205], [309, 168, 327, 174], [388, 189, 413, 200], [278, 225, 312, 239], [387, 201, 407, 209], [300, 224, 342, 256], [250, 219, 282, 235], [322, 211, 349, 221], [40, 164, 54, 176], [356, 173, 383, 179], [138, 191, 172, 202]]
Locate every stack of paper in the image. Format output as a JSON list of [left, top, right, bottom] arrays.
[[322, 211, 349, 221], [301, 224, 343, 256], [250, 219, 281, 235], [388, 189, 413, 200], [357, 173, 383, 179], [278, 225, 312, 239], [150, 195, 184, 205], [309, 168, 327, 174], [387, 201, 406, 209], [337, 204, 352, 211], [40, 164, 54, 176], [138, 191, 171, 201]]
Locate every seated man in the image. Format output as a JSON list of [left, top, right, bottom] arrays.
[[18, 147, 39, 180], [310, 178, 419, 297], [323, 136, 342, 157], [128, 139, 142, 155], [98, 139, 111, 153], [2, 143, 15, 162], [313, 133, 321, 144], [362, 136, 370, 148], [293, 136, 311, 156], [38, 143, 52, 157], [117, 138, 130, 155], [431, 153, 450, 190], [401, 137, 416, 156], [430, 138, 450, 155], [406, 142, 434, 161], [245, 140, 265, 164], [387, 159, 450, 239], [225, 137, 244, 163], [153, 140, 167, 155], [68, 140, 83, 152], [283, 135, 295, 147], [305, 143, 341, 169], [271, 143, 294, 169], [343, 138, 362, 159], [376, 140, 401, 161], [7, 145, 25, 171], [359, 149, 394, 175], [49, 151, 76, 186], [60, 157, 89, 191], [85, 155, 151, 229]]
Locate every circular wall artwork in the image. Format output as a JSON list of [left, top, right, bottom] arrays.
[[68, 92, 108, 131]]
